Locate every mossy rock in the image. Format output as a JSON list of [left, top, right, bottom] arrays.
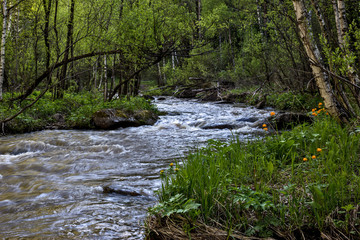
[[92, 108, 158, 130]]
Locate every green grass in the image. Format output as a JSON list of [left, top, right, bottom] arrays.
[[149, 111, 360, 238], [0, 91, 157, 133]]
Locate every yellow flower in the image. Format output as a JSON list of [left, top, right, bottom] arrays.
[[160, 170, 164, 174], [270, 112, 276, 116], [303, 158, 308, 162], [175, 168, 179, 172], [312, 155, 316, 159], [262, 124, 267, 128], [263, 128, 268, 131], [170, 163, 174, 167], [316, 148, 322, 152]]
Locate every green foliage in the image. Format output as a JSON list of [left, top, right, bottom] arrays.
[[149, 193, 201, 218], [0, 91, 157, 133], [266, 92, 322, 111], [153, 114, 360, 237]]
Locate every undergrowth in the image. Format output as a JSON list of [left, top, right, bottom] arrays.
[[0, 91, 157, 133], [147, 107, 360, 239]]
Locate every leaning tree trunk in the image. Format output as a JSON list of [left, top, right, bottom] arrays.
[[292, 0, 351, 124]]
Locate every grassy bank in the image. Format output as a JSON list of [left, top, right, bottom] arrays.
[[0, 91, 157, 134], [146, 108, 360, 239]]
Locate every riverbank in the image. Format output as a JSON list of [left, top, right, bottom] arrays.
[[145, 105, 360, 239], [0, 91, 158, 135], [146, 83, 322, 113]]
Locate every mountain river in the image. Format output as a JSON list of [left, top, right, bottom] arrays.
[[0, 97, 273, 239]]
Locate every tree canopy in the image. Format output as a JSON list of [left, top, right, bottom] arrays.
[[0, 0, 359, 123]]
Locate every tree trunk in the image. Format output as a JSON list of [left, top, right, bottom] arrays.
[[103, 55, 108, 101], [157, 62, 163, 86], [0, 0, 8, 100], [42, 0, 52, 84], [292, 0, 351, 123], [58, 0, 75, 98], [333, 0, 360, 106], [196, 0, 201, 39]]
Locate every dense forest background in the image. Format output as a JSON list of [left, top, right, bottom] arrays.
[[0, 0, 359, 123]]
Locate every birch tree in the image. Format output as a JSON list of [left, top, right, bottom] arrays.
[[292, 0, 351, 123]]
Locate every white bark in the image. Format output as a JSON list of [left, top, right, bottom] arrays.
[[292, 0, 350, 122], [0, 0, 8, 100]]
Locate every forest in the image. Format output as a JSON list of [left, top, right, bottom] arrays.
[[0, 0, 359, 122], [0, 0, 360, 239]]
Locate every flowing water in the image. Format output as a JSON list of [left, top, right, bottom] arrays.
[[0, 97, 273, 239]]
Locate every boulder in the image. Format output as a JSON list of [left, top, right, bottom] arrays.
[[236, 117, 258, 123], [202, 123, 236, 130], [103, 186, 141, 196], [92, 109, 158, 130]]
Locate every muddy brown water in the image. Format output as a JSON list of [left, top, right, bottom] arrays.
[[0, 97, 273, 239]]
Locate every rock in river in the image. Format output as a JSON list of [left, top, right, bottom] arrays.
[[92, 109, 158, 130]]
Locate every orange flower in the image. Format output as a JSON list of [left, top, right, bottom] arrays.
[[316, 148, 322, 152], [312, 112, 318, 116], [270, 112, 276, 116], [170, 163, 174, 167], [303, 158, 308, 162], [262, 124, 267, 128], [263, 128, 268, 131], [312, 109, 315, 112], [318, 102, 323, 106], [312, 155, 316, 159]]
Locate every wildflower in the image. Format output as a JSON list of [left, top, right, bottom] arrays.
[[270, 112, 276, 116], [175, 168, 179, 172], [160, 170, 164, 174], [312, 109, 315, 112], [263, 128, 268, 131], [326, 112, 329, 115], [312, 155, 316, 159], [262, 124, 267, 128], [303, 158, 308, 162], [318, 102, 323, 106], [317, 110, 321, 114], [312, 112, 318, 116], [170, 163, 174, 167], [316, 148, 322, 152]]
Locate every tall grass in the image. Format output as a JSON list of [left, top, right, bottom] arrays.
[[150, 113, 360, 238]]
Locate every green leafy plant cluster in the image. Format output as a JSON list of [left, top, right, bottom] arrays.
[[0, 91, 157, 133], [266, 92, 322, 111], [152, 113, 360, 238]]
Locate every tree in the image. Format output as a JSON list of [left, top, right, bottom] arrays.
[[292, 0, 354, 123]]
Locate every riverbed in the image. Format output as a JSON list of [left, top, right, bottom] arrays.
[[0, 97, 273, 239]]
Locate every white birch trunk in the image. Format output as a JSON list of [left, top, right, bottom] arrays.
[[292, 0, 350, 123], [0, 0, 8, 100], [104, 55, 108, 101]]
